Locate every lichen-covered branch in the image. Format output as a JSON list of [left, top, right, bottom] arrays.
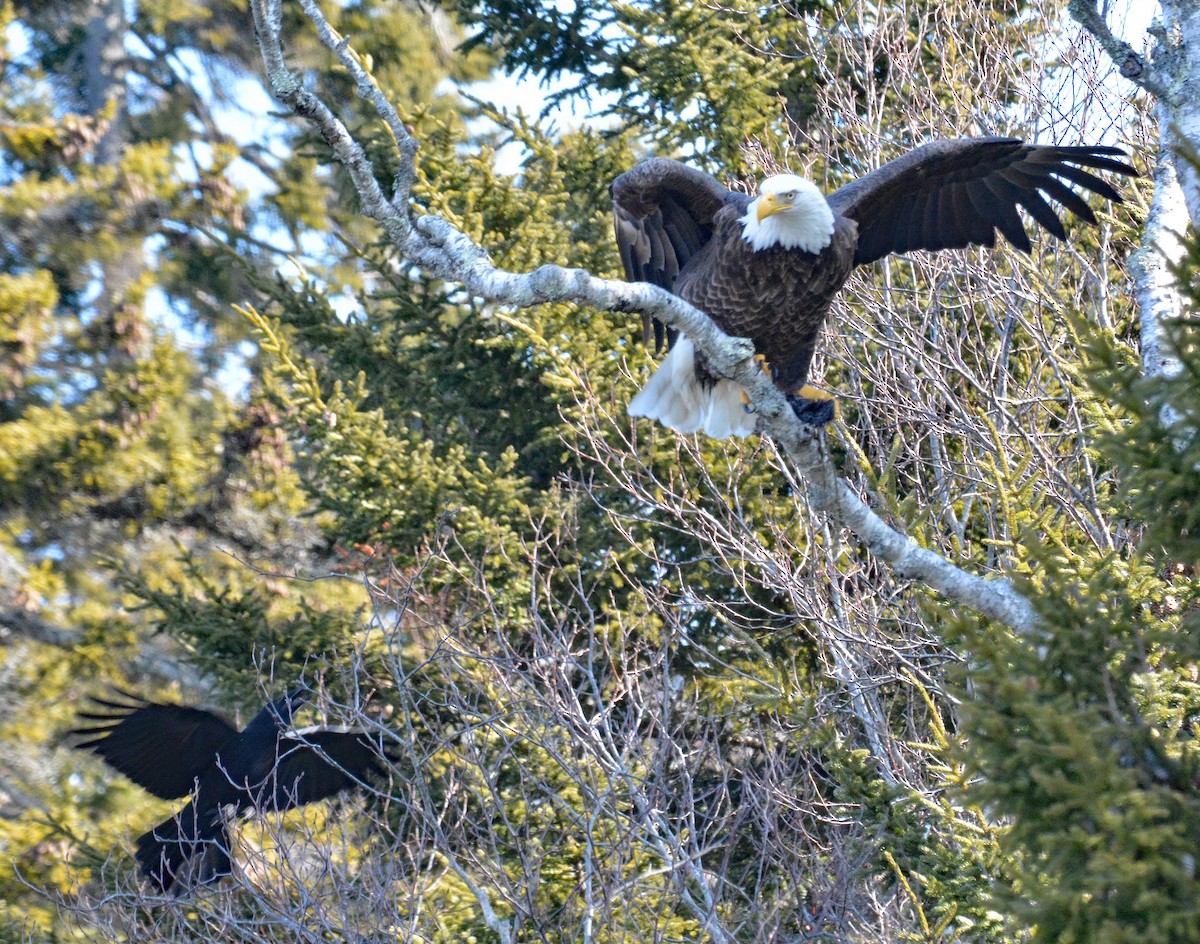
[[1130, 129, 1189, 385], [248, 0, 1039, 635], [1068, 0, 1188, 387]]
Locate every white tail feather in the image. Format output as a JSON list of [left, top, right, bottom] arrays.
[[701, 379, 757, 439], [628, 337, 757, 439]]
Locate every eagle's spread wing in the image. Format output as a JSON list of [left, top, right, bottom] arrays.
[[72, 691, 239, 800], [611, 158, 739, 352], [826, 137, 1138, 266]]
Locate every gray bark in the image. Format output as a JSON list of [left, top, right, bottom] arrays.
[[1070, 0, 1189, 385], [83, 0, 128, 167]]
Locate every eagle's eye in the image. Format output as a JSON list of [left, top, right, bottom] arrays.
[[783, 190, 797, 201]]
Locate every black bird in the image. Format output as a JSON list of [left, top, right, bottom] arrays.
[[72, 687, 389, 894]]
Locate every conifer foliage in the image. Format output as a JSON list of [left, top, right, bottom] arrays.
[[0, 0, 1176, 941]]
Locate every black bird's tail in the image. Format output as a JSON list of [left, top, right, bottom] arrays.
[[136, 803, 231, 895]]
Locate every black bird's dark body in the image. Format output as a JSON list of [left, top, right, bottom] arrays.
[[73, 689, 386, 894]]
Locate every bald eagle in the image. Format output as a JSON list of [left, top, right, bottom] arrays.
[[613, 137, 1137, 438]]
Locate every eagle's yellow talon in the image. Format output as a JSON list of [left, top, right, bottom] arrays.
[[794, 384, 835, 403], [788, 385, 838, 425], [753, 354, 777, 381], [739, 388, 756, 414]]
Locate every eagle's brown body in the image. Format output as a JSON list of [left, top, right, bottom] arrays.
[[612, 138, 1137, 436], [674, 205, 857, 392]]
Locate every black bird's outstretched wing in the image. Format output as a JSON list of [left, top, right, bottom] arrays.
[[262, 729, 388, 810], [265, 730, 389, 809], [72, 691, 239, 800], [611, 157, 744, 352], [826, 137, 1138, 266], [74, 686, 392, 895]]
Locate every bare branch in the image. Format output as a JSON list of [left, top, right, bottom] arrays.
[[1068, 0, 1170, 102], [247, 0, 1037, 634], [1067, 0, 1188, 403]]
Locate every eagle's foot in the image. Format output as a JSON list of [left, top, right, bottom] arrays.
[[787, 385, 837, 426], [753, 354, 778, 381], [739, 388, 756, 414]]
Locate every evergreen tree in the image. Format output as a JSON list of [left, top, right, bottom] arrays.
[[0, 0, 1164, 941], [0, 0, 491, 933], [947, 232, 1200, 942]]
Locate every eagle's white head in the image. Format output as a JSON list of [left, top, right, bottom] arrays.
[[740, 174, 835, 253]]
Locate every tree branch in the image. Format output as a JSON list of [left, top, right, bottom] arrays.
[[1067, 0, 1171, 102], [247, 0, 1039, 635], [1129, 124, 1189, 385], [1068, 0, 1190, 417]]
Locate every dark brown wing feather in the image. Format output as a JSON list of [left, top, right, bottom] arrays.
[[826, 137, 1138, 267], [612, 158, 739, 352], [72, 691, 239, 800]]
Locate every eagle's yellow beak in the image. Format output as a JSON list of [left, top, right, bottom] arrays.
[[757, 193, 791, 222]]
